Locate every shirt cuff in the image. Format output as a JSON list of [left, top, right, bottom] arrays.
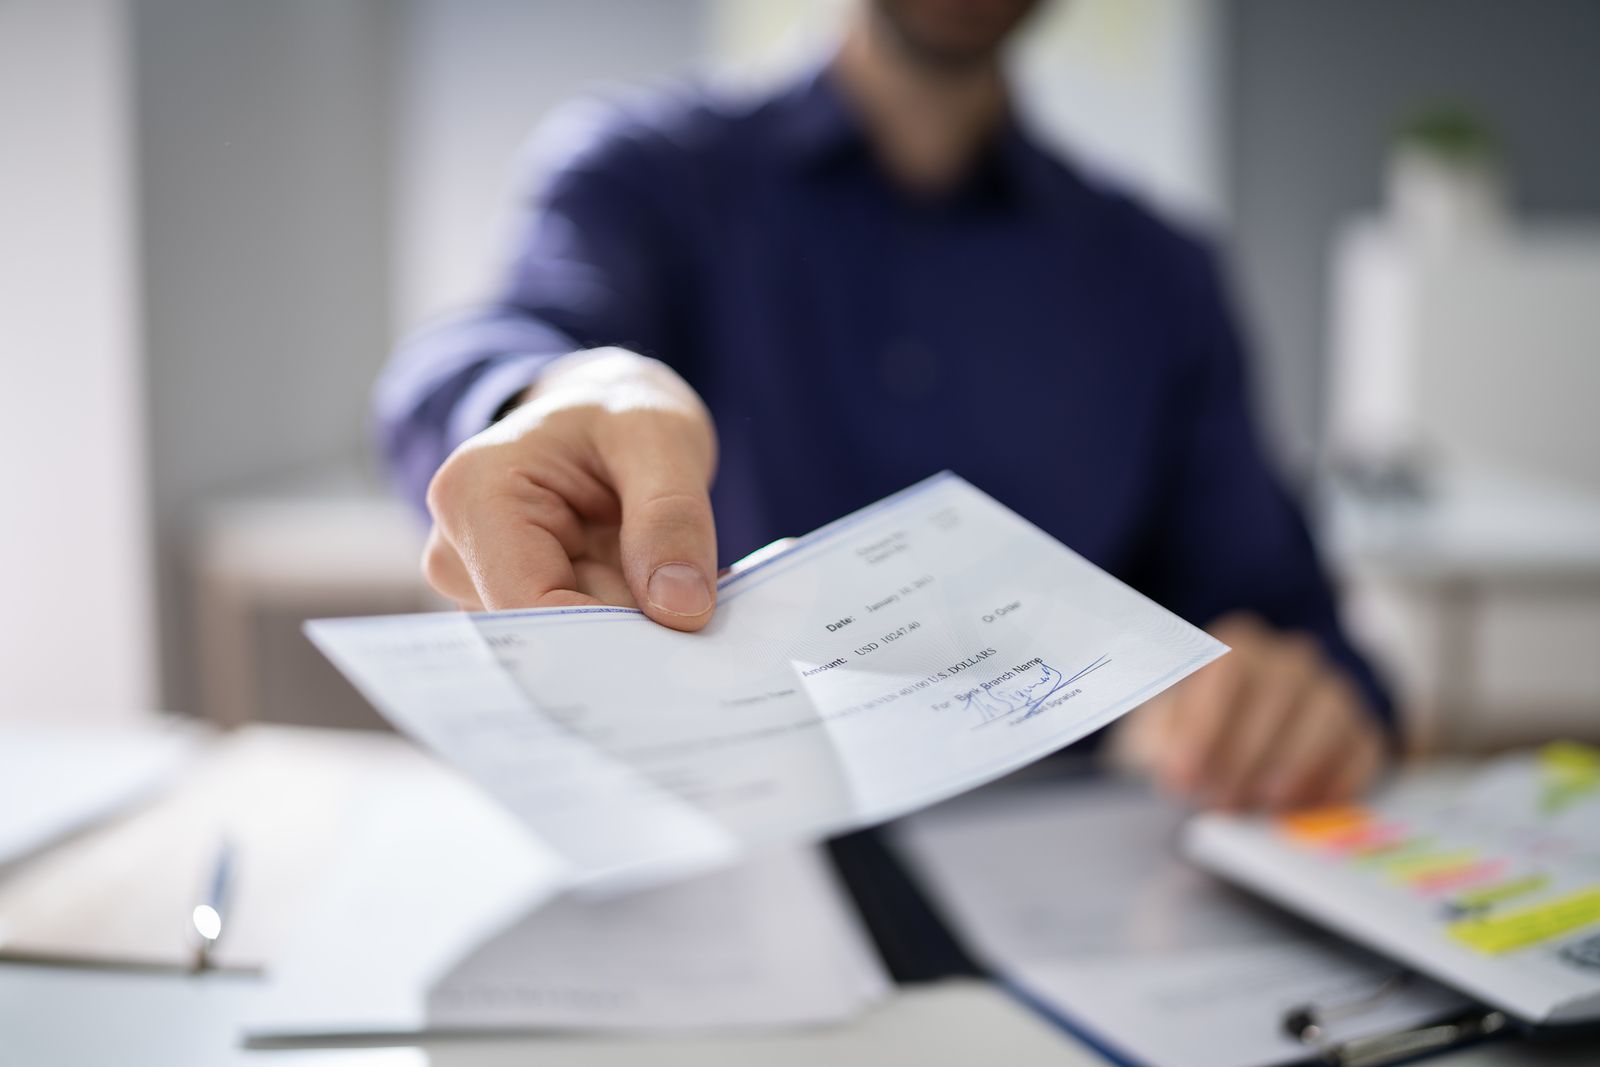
[[445, 351, 558, 453]]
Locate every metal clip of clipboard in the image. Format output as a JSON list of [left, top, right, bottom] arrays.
[[1283, 971, 1509, 1066]]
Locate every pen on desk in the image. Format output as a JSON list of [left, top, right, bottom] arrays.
[[190, 837, 234, 974]]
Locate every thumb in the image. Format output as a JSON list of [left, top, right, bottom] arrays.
[[601, 413, 718, 631]]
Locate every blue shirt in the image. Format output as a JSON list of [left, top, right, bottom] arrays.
[[376, 68, 1394, 731]]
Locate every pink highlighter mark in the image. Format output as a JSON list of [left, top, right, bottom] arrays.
[[1412, 858, 1511, 897], [1322, 821, 1410, 855]]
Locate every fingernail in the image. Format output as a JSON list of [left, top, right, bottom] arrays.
[[648, 563, 712, 617]]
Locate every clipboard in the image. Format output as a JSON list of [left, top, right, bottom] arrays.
[[995, 968, 1508, 1067], [877, 766, 1522, 1067]]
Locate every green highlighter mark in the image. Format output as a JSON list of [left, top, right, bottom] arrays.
[[1453, 873, 1551, 911], [1385, 848, 1480, 882], [1354, 836, 1435, 869]]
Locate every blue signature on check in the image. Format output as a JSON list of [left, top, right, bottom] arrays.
[[960, 654, 1111, 726]]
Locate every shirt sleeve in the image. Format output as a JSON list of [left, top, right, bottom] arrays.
[[373, 103, 691, 512], [1132, 240, 1399, 740]]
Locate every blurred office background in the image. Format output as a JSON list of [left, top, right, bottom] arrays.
[[4, 0, 1597, 748]]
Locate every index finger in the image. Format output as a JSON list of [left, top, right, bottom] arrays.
[[429, 460, 598, 611], [456, 504, 601, 611], [1159, 649, 1246, 795]]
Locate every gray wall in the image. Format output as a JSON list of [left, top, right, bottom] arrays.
[[134, 0, 396, 711], [1225, 0, 1600, 468], [131, 0, 708, 715], [391, 0, 707, 326]]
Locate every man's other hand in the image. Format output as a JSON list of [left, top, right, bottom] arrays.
[[421, 348, 719, 631], [1114, 614, 1387, 811]]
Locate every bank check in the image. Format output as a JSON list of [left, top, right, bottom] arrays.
[[308, 472, 1226, 892]]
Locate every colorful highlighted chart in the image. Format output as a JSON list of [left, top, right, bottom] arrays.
[[1275, 743, 1600, 959], [1186, 742, 1600, 1026]]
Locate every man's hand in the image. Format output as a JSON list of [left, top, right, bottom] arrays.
[[1114, 614, 1387, 811], [421, 348, 719, 630]]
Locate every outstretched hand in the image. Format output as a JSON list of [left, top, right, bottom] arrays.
[[420, 348, 720, 631]]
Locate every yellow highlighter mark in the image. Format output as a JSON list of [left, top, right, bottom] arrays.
[[1541, 741, 1600, 775], [1448, 886, 1600, 954], [1540, 742, 1600, 815]]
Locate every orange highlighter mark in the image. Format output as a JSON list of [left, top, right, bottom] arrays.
[[1280, 806, 1373, 844]]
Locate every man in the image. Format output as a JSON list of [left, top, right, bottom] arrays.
[[378, 0, 1391, 816]]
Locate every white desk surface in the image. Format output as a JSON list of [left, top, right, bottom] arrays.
[[0, 970, 1087, 1067], [5, 964, 1598, 1067], [6, 725, 1598, 1066], [3, 966, 1600, 1062]]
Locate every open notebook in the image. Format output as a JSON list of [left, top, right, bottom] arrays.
[[0, 727, 417, 972]]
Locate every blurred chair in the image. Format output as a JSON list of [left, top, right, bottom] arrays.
[[192, 471, 438, 730]]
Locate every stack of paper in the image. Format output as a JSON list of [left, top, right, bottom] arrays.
[[246, 762, 890, 1040]]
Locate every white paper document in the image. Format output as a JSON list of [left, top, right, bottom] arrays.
[[895, 774, 1471, 1067], [247, 765, 888, 1039], [307, 472, 1225, 892]]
